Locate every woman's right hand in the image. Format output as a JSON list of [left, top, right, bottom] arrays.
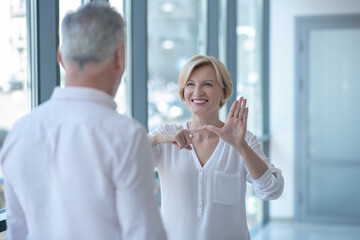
[[151, 126, 205, 150]]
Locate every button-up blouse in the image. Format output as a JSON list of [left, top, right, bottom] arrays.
[[150, 123, 284, 240]]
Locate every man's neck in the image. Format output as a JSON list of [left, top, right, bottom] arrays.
[[64, 61, 118, 97]]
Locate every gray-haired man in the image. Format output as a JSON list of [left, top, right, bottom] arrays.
[[1, 2, 166, 239]]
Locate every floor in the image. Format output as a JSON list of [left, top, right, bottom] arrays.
[[1, 222, 359, 240], [252, 221, 360, 240]]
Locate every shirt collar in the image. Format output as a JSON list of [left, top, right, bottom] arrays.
[[51, 86, 117, 110]]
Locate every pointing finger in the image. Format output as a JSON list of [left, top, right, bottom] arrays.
[[189, 126, 206, 135], [205, 125, 222, 136]]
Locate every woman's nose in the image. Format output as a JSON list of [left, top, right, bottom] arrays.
[[193, 86, 203, 95]]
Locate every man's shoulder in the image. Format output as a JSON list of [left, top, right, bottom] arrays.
[[5, 104, 45, 138], [103, 114, 147, 139], [105, 113, 142, 129]]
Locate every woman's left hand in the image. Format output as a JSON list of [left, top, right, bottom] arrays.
[[206, 97, 248, 151]]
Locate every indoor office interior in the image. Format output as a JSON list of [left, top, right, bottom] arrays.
[[0, 0, 360, 239]]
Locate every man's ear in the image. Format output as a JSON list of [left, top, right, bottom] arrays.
[[115, 43, 125, 70], [57, 50, 65, 70]]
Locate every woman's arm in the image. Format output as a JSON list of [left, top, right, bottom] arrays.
[[206, 97, 284, 199], [149, 127, 205, 150], [206, 97, 268, 179], [149, 134, 161, 147], [233, 141, 268, 180]]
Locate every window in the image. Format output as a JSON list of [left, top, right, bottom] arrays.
[[109, 0, 127, 115], [237, 0, 264, 136], [147, 0, 206, 206], [59, 0, 83, 87], [0, 0, 30, 210], [237, 0, 266, 230], [60, 1, 128, 115], [147, 0, 206, 131], [0, 0, 270, 234]]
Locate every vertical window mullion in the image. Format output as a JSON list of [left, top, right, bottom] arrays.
[[262, 0, 271, 226], [37, 0, 59, 104], [226, 0, 237, 112], [130, 0, 148, 129], [206, 0, 219, 58], [27, 0, 39, 109]]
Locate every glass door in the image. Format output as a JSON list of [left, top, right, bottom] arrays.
[[296, 15, 360, 224], [237, 0, 266, 231]]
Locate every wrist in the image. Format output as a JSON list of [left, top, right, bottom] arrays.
[[150, 135, 159, 146], [235, 141, 249, 155]]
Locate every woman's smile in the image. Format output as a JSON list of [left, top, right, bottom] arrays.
[[191, 99, 208, 105]]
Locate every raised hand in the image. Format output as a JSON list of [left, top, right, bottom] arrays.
[[205, 97, 248, 150]]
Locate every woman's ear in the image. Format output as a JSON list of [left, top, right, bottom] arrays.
[[222, 88, 227, 101]]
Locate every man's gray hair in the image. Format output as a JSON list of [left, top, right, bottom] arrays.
[[60, 2, 125, 68]]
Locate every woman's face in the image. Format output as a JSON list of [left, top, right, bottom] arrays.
[[184, 64, 225, 116]]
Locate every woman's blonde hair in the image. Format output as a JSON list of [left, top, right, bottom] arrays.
[[178, 55, 233, 109]]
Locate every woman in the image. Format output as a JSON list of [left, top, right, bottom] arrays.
[[149, 55, 284, 240]]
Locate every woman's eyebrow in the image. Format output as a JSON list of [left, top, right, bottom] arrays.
[[186, 79, 216, 83], [187, 79, 216, 82], [202, 79, 216, 83]]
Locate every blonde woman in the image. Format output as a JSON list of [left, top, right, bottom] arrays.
[[150, 55, 284, 240]]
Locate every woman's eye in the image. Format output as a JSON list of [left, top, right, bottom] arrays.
[[205, 83, 213, 87], [186, 83, 194, 87]]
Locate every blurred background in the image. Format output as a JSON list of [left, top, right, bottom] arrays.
[[0, 0, 360, 239]]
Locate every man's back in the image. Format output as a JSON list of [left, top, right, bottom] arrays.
[[1, 87, 166, 240]]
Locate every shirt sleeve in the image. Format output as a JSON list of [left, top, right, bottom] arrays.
[[1, 132, 29, 239], [2, 181, 29, 239], [244, 132, 284, 200], [148, 124, 169, 168], [113, 127, 167, 240]]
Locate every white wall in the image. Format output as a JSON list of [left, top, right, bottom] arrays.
[[269, 0, 360, 219]]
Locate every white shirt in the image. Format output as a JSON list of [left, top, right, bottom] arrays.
[[150, 123, 284, 240], [1, 87, 167, 240]]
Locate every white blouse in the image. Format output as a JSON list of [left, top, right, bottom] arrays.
[[150, 123, 284, 240]]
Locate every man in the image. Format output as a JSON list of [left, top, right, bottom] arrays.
[[1, 2, 166, 240]]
